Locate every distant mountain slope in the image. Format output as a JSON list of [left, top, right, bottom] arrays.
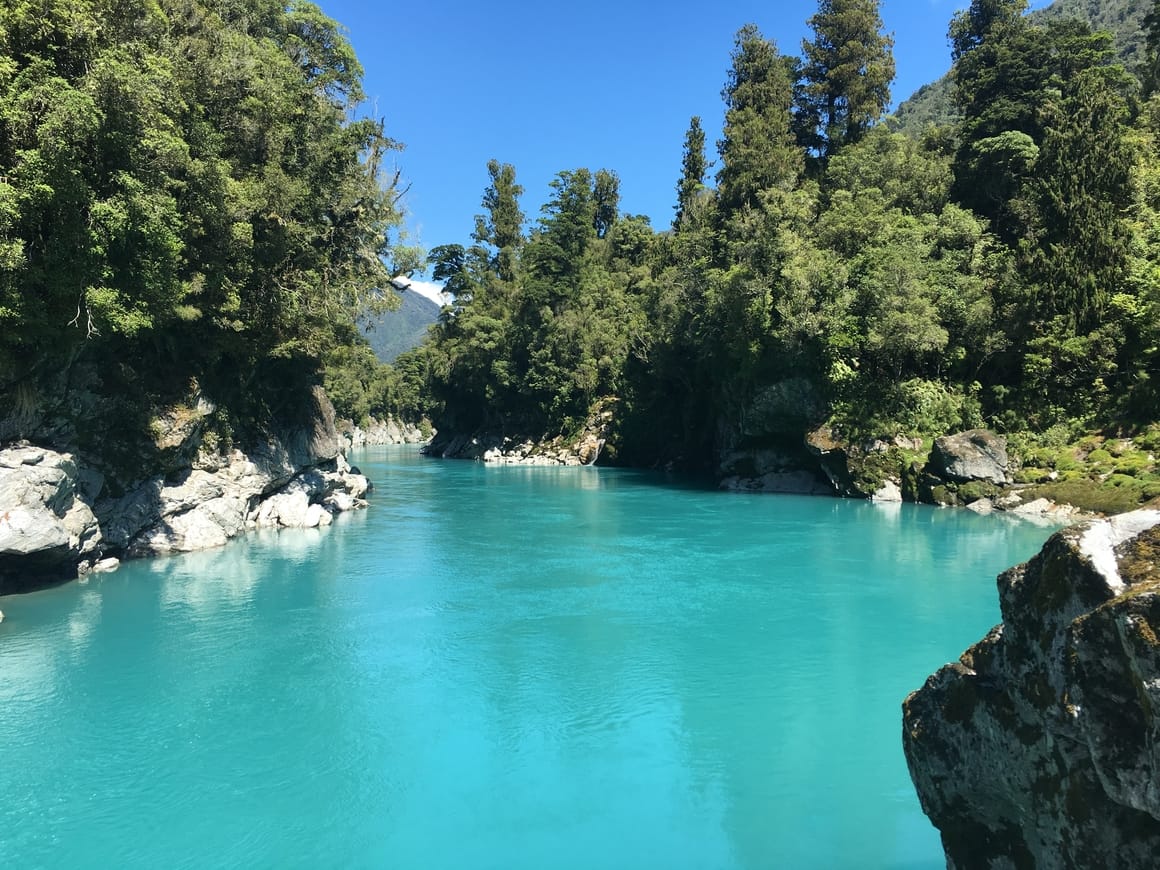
[[360, 287, 442, 363], [893, 0, 1148, 135]]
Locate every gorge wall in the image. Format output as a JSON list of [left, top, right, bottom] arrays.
[[0, 380, 369, 594], [903, 509, 1160, 867]]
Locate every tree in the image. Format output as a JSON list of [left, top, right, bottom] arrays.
[[472, 159, 524, 282], [0, 0, 410, 431], [1145, 1, 1160, 95], [674, 116, 708, 229], [716, 24, 801, 216], [593, 169, 620, 239], [1025, 64, 1134, 329], [795, 0, 895, 158]]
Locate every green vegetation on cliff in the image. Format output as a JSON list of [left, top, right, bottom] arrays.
[[0, 0, 415, 445]]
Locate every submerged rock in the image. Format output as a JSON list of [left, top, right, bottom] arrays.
[[903, 509, 1160, 867]]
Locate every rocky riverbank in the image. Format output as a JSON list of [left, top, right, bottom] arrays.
[[431, 400, 1088, 520], [423, 404, 613, 467], [0, 386, 369, 595], [903, 509, 1160, 866], [339, 416, 430, 448]]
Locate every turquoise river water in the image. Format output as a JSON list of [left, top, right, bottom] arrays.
[[0, 446, 1060, 868]]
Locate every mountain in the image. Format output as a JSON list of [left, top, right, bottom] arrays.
[[893, 0, 1149, 135], [360, 282, 444, 363]]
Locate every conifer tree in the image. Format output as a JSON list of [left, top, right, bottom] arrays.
[[796, 0, 895, 158], [593, 169, 620, 239], [716, 24, 801, 216], [472, 159, 524, 282], [674, 116, 708, 229]]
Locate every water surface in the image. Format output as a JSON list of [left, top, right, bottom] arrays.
[[0, 447, 1059, 868]]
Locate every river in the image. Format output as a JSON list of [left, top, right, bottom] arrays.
[[0, 445, 1059, 868]]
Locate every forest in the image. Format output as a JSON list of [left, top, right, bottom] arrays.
[[330, 0, 1160, 509], [0, 0, 417, 447]]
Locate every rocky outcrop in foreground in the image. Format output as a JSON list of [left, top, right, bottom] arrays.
[[903, 509, 1160, 867], [0, 387, 369, 593]]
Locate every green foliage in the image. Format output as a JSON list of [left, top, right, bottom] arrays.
[[716, 25, 801, 215], [0, 0, 413, 438], [403, 0, 1160, 485], [796, 0, 895, 158], [674, 116, 708, 229]]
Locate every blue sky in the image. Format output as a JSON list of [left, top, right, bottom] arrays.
[[317, 0, 1051, 269]]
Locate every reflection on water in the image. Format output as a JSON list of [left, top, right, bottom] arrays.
[[0, 446, 1062, 869]]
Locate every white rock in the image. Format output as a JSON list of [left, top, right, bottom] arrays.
[[872, 480, 903, 503], [303, 503, 329, 528]]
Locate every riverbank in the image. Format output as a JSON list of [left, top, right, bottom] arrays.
[[424, 411, 1115, 523], [0, 386, 370, 595]]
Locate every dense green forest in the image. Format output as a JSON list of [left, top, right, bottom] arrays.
[[385, 0, 1160, 502], [894, 0, 1148, 133], [0, 0, 416, 446]]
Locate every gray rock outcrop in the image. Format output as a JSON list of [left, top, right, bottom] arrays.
[[425, 401, 614, 466], [0, 445, 101, 580], [928, 429, 1010, 485], [718, 447, 833, 495], [1, 387, 370, 592], [342, 416, 429, 447], [903, 509, 1160, 868]]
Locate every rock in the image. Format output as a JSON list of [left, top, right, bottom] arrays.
[[1011, 496, 1053, 515], [324, 491, 357, 513], [257, 491, 310, 528], [303, 503, 330, 528], [426, 399, 616, 467], [994, 491, 1023, 510], [740, 378, 825, 439], [91, 557, 120, 574], [340, 416, 430, 446], [965, 497, 994, 515], [719, 470, 833, 495], [0, 444, 102, 588], [576, 434, 604, 466], [928, 429, 1009, 485], [871, 480, 903, 503], [903, 509, 1160, 867]]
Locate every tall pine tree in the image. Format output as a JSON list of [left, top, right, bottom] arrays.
[[716, 24, 801, 217], [796, 0, 895, 159], [472, 159, 524, 282], [674, 116, 708, 229]]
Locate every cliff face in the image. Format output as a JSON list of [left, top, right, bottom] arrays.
[[903, 509, 1160, 867], [0, 384, 369, 594]]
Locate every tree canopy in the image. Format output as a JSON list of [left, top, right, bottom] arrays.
[[0, 0, 414, 436]]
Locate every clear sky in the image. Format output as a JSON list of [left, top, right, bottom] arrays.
[[317, 0, 1051, 269]]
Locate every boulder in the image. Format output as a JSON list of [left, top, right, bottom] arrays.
[[903, 510, 1160, 867], [928, 429, 1009, 485], [871, 480, 903, 503], [0, 444, 101, 587], [964, 497, 993, 515]]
